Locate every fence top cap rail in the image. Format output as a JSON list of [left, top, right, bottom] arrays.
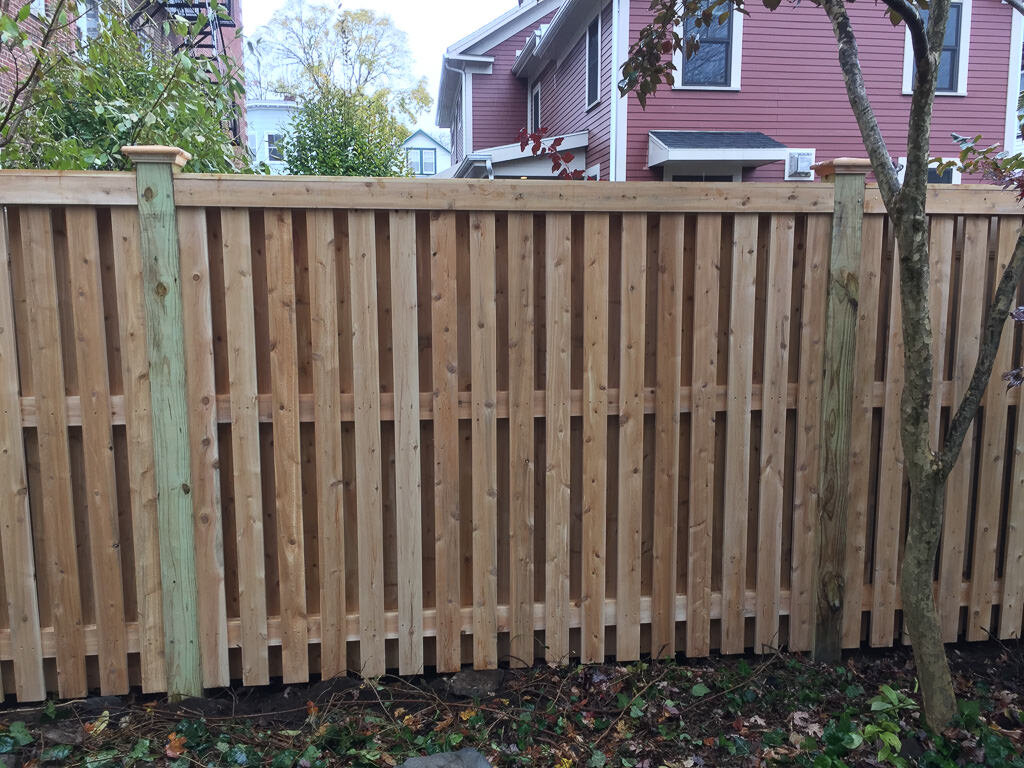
[[121, 145, 192, 168], [812, 157, 873, 178]]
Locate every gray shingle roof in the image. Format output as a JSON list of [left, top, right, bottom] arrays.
[[650, 131, 787, 150]]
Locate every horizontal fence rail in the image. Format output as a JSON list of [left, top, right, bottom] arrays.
[[0, 168, 1022, 700]]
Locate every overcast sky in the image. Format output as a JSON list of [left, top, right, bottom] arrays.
[[242, 0, 516, 132]]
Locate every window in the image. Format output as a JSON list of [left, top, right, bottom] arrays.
[[267, 134, 284, 162], [30, 0, 44, 16], [586, 17, 600, 108], [896, 156, 962, 184], [673, 1, 743, 90], [530, 84, 541, 133], [76, 0, 100, 44], [902, 0, 970, 95], [406, 148, 437, 175], [672, 174, 735, 182]]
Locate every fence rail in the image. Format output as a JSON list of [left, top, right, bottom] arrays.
[[0, 163, 1022, 701]]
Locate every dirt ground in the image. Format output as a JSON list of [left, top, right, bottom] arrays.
[[0, 641, 1021, 767]]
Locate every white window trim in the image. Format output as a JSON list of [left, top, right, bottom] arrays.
[[529, 82, 542, 133], [897, 156, 962, 184], [1004, 7, 1023, 153], [585, 163, 601, 180], [585, 14, 602, 111], [901, 0, 971, 96], [672, 9, 743, 91]]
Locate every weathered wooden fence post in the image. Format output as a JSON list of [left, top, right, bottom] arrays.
[[812, 157, 871, 663], [122, 145, 203, 698]]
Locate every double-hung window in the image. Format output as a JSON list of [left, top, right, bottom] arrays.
[[674, 0, 742, 90], [903, 0, 970, 95], [267, 134, 284, 162], [530, 83, 541, 133], [406, 148, 437, 176], [586, 17, 600, 108]]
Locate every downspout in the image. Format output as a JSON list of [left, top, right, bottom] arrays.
[[443, 57, 468, 159], [609, 0, 619, 181]]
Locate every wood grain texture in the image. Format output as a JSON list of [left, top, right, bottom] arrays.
[[390, 210, 425, 674], [307, 210, 347, 677], [616, 213, 647, 661], [507, 213, 536, 667], [469, 213, 499, 669], [789, 214, 830, 653], [721, 214, 758, 655], [687, 214, 720, 658], [19, 207, 87, 697], [581, 213, 609, 664], [110, 208, 166, 692], [66, 207, 129, 694], [348, 210, 387, 676], [177, 207, 229, 688], [544, 213, 572, 664], [221, 208, 270, 685], [938, 216, 988, 643], [0, 210, 46, 701], [265, 209, 309, 682], [755, 214, 794, 653]]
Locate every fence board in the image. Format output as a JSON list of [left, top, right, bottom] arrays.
[[687, 214, 721, 658], [581, 213, 609, 664], [0, 211, 45, 701], [19, 207, 87, 697], [544, 213, 572, 664], [789, 214, 829, 652], [66, 208, 129, 694], [266, 209, 309, 682], [177, 207, 230, 687], [967, 217, 1019, 641], [507, 213, 536, 667], [755, 214, 794, 653], [939, 216, 988, 641], [870, 248, 905, 647], [651, 214, 684, 659], [390, 211, 425, 674], [221, 208, 270, 685], [1002, 327, 1024, 638]]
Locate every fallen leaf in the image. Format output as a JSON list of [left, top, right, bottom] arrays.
[[433, 715, 454, 732], [306, 700, 319, 718], [459, 709, 476, 721], [381, 753, 397, 766], [83, 711, 110, 736], [165, 733, 187, 758]]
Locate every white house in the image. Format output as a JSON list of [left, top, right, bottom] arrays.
[[401, 129, 452, 177], [246, 99, 296, 174]]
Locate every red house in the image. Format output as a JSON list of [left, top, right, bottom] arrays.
[[436, 0, 1024, 182]]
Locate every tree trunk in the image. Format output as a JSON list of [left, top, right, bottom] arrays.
[[900, 467, 957, 728]]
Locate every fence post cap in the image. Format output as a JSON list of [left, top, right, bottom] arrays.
[[811, 157, 872, 180], [121, 145, 192, 168]]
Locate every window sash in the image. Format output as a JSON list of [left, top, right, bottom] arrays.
[[587, 18, 600, 106], [918, 3, 961, 93], [407, 149, 422, 175], [267, 134, 284, 162], [680, 8, 732, 86], [422, 149, 436, 175]]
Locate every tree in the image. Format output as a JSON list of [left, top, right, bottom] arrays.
[[278, 86, 410, 177], [623, 0, 1024, 730], [2, 5, 247, 171]]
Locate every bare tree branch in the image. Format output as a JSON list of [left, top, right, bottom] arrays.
[[820, 0, 902, 207], [881, 0, 928, 65], [939, 228, 1024, 475]]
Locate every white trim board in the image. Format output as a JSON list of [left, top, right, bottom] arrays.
[[1005, 7, 1023, 152]]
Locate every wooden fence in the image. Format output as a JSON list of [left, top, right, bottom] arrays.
[[0, 156, 1022, 702]]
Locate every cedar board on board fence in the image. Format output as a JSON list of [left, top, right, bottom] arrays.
[[0, 172, 1022, 700]]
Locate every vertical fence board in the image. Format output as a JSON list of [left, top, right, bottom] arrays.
[[755, 214, 794, 653], [967, 216, 1019, 640], [544, 213, 572, 664], [66, 208, 129, 694], [266, 209, 309, 682], [508, 213, 536, 667], [348, 210, 387, 676], [430, 212, 461, 673], [20, 207, 87, 697], [616, 213, 646, 661], [790, 214, 830, 652], [222, 208, 270, 685], [470, 213, 498, 669], [651, 214, 684, 658], [927, 218, 955, 453], [870, 249, 905, 647], [111, 208, 166, 692], [687, 214, 720, 658], [0, 211, 45, 701], [390, 210, 425, 674], [721, 215, 757, 654], [308, 210, 347, 677], [581, 214, 609, 664], [178, 207, 229, 687], [939, 216, 988, 641]]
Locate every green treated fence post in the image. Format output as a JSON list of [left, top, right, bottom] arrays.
[[122, 145, 203, 698], [812, 157, 871, 664]]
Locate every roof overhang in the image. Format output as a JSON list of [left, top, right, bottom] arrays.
[[513, 0, 600, 79], [448, 131, 589, 179], [647, 131, 790, 168], [436, 54, 493, 129]]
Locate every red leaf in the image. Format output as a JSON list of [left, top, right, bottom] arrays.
[[560, 151, 575, 164], [166, 733, 187, 758]]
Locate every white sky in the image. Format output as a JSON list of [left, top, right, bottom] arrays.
[[241, 0, 516, 132]]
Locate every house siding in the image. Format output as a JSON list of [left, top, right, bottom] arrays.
[[472, 11, 557, 152], [533, 2, 614, 178], [626, 0, 1014, 181]]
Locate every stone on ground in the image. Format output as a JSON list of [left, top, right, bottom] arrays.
[[449, 669, 504, 698], [399, 748, 492, 767]]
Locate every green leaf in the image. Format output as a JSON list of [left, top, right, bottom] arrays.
[[8, 722, 33, 747], [691, 683, 711, 697], [881, 685, 900, 706], [16, 4, 32, 22], [41, 743, 74, 762], [84, 749, 119, 768], [587, 750, 607, 767]]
